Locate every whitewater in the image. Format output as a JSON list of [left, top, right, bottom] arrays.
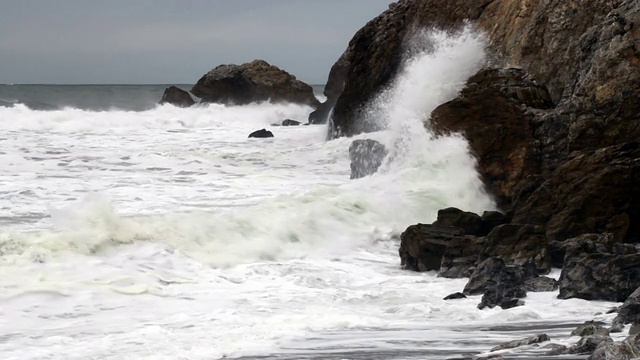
[[0, 29, 620, 359]]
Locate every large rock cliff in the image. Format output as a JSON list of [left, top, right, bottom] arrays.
[[330, 0, 639, 215]]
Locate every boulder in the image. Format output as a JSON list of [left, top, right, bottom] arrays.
[[432, 207, 483, 236], [443, 292, 466, 300], [478, 284, 526, 310], [571, 322, 610, 337], [524, 276, 559, 292], [463, 257, 537, 309], [399, 224, 463, 272], [282, 119, 301, 126], [612, 286, 640, 330], [558, 250, 640, 302], [348, 139, 388, 179], [192, 60, 320, 107], [248, 129, 274, 138], [490, 334, 550, 352], [159, 86, 195, 107]]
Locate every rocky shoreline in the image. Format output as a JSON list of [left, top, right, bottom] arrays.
[[332, 0, 640, 359]]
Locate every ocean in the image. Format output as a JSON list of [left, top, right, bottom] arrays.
[[0, 29, 620, 359]]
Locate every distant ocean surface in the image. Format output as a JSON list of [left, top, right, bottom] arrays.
[[0, 84, 327, 111], [0, 29, 621, 360]]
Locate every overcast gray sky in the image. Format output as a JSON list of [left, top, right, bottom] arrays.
[[0, 0, 394, 84]]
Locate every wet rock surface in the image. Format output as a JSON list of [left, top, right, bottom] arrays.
[[159, 86, 195, 107], [192, 60, 319, 107]]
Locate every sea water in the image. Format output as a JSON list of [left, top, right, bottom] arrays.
[[0, 28, 619, 360]]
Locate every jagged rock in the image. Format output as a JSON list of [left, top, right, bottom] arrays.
[[524, 276, 559, 292], [464, 257, 537, 309], [282, 119, 301, 126], [433, 208, 483, 236], [192, 60, 320, 107], [248, 129, 274, 138], [348, 139, 388, 179], [481, 224, 550, 273], [490, 334, 550, 352], [439, 235, 485, 278], [159, 86, 195, 107], [613, 286, 640, 330], [463, 257, 537, 296], [572, 321, 610, 337], [399, 224, 463, 271], [443, 292, 466, 300], [559, 253, 640, 301], [478, 284, 526, 310], [430, 68, 552, 209]]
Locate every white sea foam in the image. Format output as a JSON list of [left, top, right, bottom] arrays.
[[0, 28, 618, 360]]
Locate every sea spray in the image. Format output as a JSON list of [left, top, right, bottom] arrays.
[[0, 28, 495, 268]]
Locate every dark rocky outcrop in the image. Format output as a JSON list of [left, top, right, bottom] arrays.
[[463, 257, 537, 309], [159, 86, 195, 107], [612, 286, 640, 330], [558, 241, 640, 302], [348, 139, 388, 179], [192, 60, 320, 107], [443, 292, 467, 300], [282, 119, 301, 126], [524, 276, 558, 292], [432, 208, 483, 236], [571, 322, 610, 338], [248, 129, 274, 138], [399, 224, 464, 272]]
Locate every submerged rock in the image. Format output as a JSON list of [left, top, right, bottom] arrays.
[[248, 129, 274, 138], [443, 292, 466, 300], [491, 334, 550, 352], [192, 60, 320, 107], [159, 86, 195, 107], [348, 139, 387, 179], [282, 119, 301, 126]]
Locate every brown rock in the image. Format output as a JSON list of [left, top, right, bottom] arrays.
[[159, 86, 195, 107], [192, 60, 320, 107], [430, 68, 552, 209]]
